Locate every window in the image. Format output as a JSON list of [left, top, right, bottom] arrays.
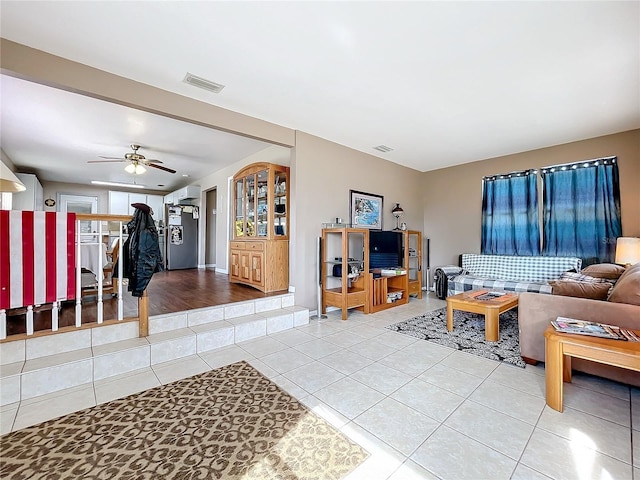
[[481, 169, 540, 256], [542, 157, 621, 264], [481, 157, 622, 263]]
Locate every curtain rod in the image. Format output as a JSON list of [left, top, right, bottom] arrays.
[[541, 155, 616, 171], [483, 168, 537, 181]]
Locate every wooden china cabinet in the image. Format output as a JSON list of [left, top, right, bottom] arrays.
[[229, 162, 289, 292]]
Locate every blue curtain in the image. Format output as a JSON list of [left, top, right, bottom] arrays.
[[481, 170, 540, 255], [542, 157, 621, 263]]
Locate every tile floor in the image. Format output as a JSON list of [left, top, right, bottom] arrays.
[[1, 294, 638, 480]]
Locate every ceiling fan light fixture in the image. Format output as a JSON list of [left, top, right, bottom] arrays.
[[125, 163, 146, 175]]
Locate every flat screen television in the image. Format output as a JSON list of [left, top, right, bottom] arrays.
[[369, 231, 403, 269]]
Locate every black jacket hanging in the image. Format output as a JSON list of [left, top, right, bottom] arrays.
[[122, 204, 164, 297]]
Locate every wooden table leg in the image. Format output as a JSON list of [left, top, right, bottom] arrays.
[[545, 334, 564, 412], [446, 301, 454, 332], [563, 355, 572, 383], [485, 308, 499, 342]]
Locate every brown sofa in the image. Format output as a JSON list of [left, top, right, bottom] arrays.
[[518, 262, 640, 387]]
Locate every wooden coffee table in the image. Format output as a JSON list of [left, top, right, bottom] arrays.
[[446, 290, 519, 341], [544, 325, 640, 412]]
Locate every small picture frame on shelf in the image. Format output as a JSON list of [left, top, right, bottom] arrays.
[[349, 190, 383, 230]]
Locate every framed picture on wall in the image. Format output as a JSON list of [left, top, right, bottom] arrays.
[[350, 190, 383, 230]]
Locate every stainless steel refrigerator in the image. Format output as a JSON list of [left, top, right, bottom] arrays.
[[165, 205, 199, 270]]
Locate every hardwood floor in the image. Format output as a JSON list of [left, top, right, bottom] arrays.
[[5, 268, 287, 336]]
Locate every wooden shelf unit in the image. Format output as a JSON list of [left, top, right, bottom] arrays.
[[321, 228, 369, 320], [229, 162, 289, 293], [405, 230, 423, 298], [321, 228, 423, 319], [369, 272, 408, 313]]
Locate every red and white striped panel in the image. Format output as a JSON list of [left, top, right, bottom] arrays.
[[0, 211, 76, 310]]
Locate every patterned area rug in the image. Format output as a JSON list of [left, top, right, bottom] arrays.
[[387, 307, 526, 368], [0, 361, 368, 479]]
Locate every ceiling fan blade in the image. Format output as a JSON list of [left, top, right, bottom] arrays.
[[144, 159, 163, 164], [88, 159, 127, 163], [148, 163, 176, 174], [99, 155, 125, 160]]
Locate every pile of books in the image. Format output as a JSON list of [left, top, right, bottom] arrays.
[[380, 268, 407, 276], [551, 317, 639, 341]]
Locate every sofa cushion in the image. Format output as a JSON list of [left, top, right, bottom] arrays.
[[581, 263, 626, 281], [559, 271, 612, 284], [549, 280, 613, 300], [608, 269, 640, 306]]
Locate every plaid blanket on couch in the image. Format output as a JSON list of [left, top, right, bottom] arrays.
[[442, 254, 582, 296]]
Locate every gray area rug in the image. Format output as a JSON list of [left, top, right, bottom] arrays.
[[386, 307, 526, 368]]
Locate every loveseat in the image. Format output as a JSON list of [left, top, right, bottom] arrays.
[[518, 262, 640, 387], [439, 254, 582, 297]]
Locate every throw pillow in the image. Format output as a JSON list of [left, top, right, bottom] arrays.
[[550, 280, 613, 300], [559, 271, 611, 284], [615, 262, 640, 284], [608, 269, 640, 306], [581, 263, 626, 281]]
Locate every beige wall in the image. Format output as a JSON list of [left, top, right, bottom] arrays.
[[292, 132, 424, 309], [423, 129, 640, 275]]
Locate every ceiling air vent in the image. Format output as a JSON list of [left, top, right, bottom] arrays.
[[373, 145, 393, 153], [183, 73, 225, 94]]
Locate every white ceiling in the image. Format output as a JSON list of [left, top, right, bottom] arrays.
[[1, 1, 639, 187], [0, 76, 275, 192]]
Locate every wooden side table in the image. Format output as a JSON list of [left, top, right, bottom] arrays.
[[544, 325, 640, 412]]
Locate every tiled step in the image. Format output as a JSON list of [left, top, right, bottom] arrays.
[[0, 293, 309, 406]]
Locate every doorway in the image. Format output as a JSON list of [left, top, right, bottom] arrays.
[[59, 193, 98, 240], [204, 188, 217, 268]]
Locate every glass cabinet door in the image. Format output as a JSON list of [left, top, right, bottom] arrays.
[[256, 169, 268, 237], [233, 163, 289, 240], [235, 179, 244, 237], [245, 174, 256, 236], [274, 170, 287, 237]]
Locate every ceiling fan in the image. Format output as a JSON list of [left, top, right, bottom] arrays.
[[88, 144, 176, 174]]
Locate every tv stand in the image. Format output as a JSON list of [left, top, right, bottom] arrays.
[[369, 270, 408, 313], [321, 227, 421, 319]]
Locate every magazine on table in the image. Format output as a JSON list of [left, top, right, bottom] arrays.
[[551, 317, 639, 341], [473, 291, 508, 301]]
